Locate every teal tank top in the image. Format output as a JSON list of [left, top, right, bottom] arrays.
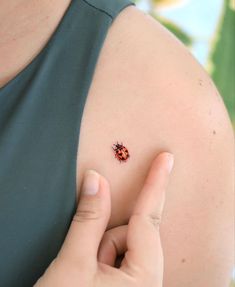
[[0, 0, 135, 286]]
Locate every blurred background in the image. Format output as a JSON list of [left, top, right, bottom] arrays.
[[133, 0, 235, 286], [134, 0, 235, 132]]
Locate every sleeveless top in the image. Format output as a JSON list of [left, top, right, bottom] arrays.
[[0, 0, 135, 286]]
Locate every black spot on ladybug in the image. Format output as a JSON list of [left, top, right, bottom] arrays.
[[112, 141, 130, 163]]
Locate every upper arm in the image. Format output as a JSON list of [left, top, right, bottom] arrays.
[[77, 5, 234, 286]]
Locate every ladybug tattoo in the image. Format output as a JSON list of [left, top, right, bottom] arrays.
[[112, 141, 130, 163]]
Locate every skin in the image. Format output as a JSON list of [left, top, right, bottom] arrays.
[[0, 0, 71, 87], [0, 1, 234, 286], [34, 152, 174, 286]]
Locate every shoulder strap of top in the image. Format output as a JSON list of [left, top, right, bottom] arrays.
[[83, 0, 136, 19]]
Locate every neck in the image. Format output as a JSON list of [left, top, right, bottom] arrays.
[[0, 0, 52, 45]]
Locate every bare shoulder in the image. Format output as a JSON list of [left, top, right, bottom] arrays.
[[77, 5, 234, 286]]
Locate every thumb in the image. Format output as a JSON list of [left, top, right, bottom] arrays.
[[57, 169, 111, 267]]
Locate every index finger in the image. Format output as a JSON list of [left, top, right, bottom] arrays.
[[121, 151, 174, 277], [133, 151, 174, 223]]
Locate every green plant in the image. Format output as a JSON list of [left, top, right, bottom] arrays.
[[230, 278, 235, 287], [207, 0, 235, 129]]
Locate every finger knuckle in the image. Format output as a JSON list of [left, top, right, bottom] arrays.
[[129, 213, 162, 230], [73, 208, 100, 223], [101, 231, 111, 244], [103, 231, 117, 249], [129, 265, 158, 287], [147, 213, 162, 229]]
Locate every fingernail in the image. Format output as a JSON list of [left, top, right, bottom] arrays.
[[83, 169, 100, 195], [166, 153, 174, 173]]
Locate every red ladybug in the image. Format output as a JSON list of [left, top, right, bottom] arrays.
[[112, 141, 130, 163]]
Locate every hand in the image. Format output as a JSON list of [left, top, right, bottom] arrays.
[[34, 151, 174, 287]]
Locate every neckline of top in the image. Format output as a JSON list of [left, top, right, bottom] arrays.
[[0, 0, 75, 93]]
